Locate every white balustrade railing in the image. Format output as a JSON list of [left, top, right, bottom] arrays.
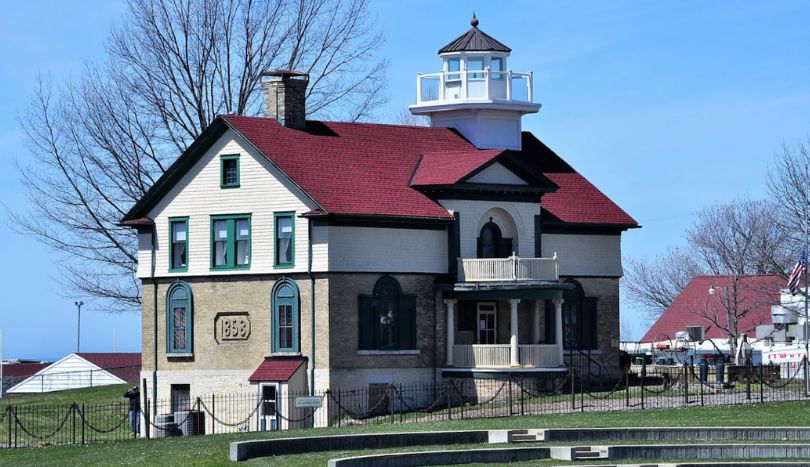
[[453, 344, 561, 368], [518, 345, 562, 367], [416, 69, 533, 105], [457, 254, 558, 282]]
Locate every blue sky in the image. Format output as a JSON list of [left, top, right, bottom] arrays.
[[1, 1, 809, 359]]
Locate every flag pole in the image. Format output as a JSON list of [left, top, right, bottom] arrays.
[[802, 163, 810, 396]]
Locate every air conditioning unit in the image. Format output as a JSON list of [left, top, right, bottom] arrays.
[[686, 326, 704, 342]]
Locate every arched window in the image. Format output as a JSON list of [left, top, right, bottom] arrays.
[[272, 278, 299, 353], [358, 276, 416, 351], [166, 281, 193, 354], [477, 221, 512, 258]]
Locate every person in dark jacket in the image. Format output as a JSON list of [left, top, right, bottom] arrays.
[[123, 386, 141, 435]]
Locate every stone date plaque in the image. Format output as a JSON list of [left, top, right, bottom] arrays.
[[215, 312, 251, 343]]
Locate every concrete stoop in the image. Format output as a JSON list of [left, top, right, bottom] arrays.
[[549, 445, 609, 461]]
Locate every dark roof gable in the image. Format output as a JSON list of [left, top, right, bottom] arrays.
[[438, 25, 511, 54]]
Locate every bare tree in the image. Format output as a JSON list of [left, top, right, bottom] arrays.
[[623, 246, 704, 320], [624, 199, 791, 324], [767, 141, 810, 255], [12, 0, 387, 311]]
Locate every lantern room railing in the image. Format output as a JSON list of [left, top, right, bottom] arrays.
[[415, 69, 533, 105]]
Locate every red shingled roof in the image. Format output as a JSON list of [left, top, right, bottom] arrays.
[[411, 150, 503, 186], [222, 116, 638, 228], [1, 363, 49, 378], [249, 357, 306, 382], [641, 275, 782, 342], [77, 353, 141, 383]]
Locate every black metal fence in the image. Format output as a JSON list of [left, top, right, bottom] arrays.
[[2, 360, 809, 448]]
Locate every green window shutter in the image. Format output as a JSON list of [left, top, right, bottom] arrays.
[[358, 296, 376, 350], [582, 297, 598, 350], [397, 295, 417, 350]]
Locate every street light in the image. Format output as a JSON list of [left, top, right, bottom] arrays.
[[75, 301, 84, 353], [708, 285, 736, 364]]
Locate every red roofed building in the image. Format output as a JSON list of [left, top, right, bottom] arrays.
[[8, 353, 141, 394], [121, 16, 637, 428], [642, 275, 782, 343]]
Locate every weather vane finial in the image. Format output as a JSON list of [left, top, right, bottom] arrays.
[[471, 12, 479, 28]]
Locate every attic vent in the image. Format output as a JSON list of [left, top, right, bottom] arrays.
[[686, 326, 705, 342]]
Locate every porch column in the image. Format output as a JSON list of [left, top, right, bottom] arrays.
[[532, 300, 541, 344], [554, 298, 564, 365], [444, 299, 457, 367], [510, 299, 521, 366]]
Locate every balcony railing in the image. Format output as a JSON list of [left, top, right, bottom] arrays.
[[452, 344, 562, 368], [415, 69, 533, 105], [457, 254, 558, 283]]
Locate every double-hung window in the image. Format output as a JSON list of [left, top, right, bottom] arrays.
[[211, 215, 251, 269], [220, 155, 240, 188], [274, 212, 294, 268], [169, 217, 188, 272]]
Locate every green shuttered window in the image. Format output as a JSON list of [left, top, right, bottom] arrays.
[[358, 276, 416, 351]]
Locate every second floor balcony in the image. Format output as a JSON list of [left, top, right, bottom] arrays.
[[457, 254, 558, 283], [415, 69, 534, 106]]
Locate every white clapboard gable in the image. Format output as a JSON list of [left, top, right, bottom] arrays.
[[465, 162, 528, 185], [8, 353, 126, 394]]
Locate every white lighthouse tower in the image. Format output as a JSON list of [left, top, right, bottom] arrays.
[[409, 14, 541, 150]]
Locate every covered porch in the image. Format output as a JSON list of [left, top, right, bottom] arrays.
[[442, 258, 572, 373]]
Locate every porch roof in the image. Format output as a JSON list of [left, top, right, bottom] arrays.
[[442, 282, 572, 300]]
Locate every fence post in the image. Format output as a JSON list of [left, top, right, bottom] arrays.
[[211, 394, 215, 435], [142, 377, 150, 440], [640, 363, 645, 410], [579, 371, 584, 412], [6, 406, 11, 448], [625, 367, 630, 408], [804, 357, 809, 398], [700, 368, 704, 407], [746, 360, 752, 401], [81, 403, 85, 445], [683, 362, 689, 404], [71, 403, 76, 445], [445, 382, 451, 420], [520, 378, 525, 417], [337, 390, 342, 428], [389, 385, 394, 425], [759, 364, 764, 403], [507, 377, 513, 416], [570, 369, 576, 411]]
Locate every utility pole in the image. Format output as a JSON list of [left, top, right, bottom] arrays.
[[75, 301, 84, 353], [1, 328, 4, 399]]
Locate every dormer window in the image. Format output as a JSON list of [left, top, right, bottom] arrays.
[[220, 154, 240, 188], [467, 56, 484, 79], [447, 57, 460, 81]]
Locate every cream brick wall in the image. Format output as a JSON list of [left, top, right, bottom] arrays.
[[140, 275, 329, 377]]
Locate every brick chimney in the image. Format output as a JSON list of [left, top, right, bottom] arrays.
[[260, 70, 309, 129]]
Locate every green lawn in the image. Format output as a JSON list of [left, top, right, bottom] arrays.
[[2, 400, 810, 466]]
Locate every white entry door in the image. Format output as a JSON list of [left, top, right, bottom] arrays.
[[258, 382, 280, 431], [477, 302, 497, 344]]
